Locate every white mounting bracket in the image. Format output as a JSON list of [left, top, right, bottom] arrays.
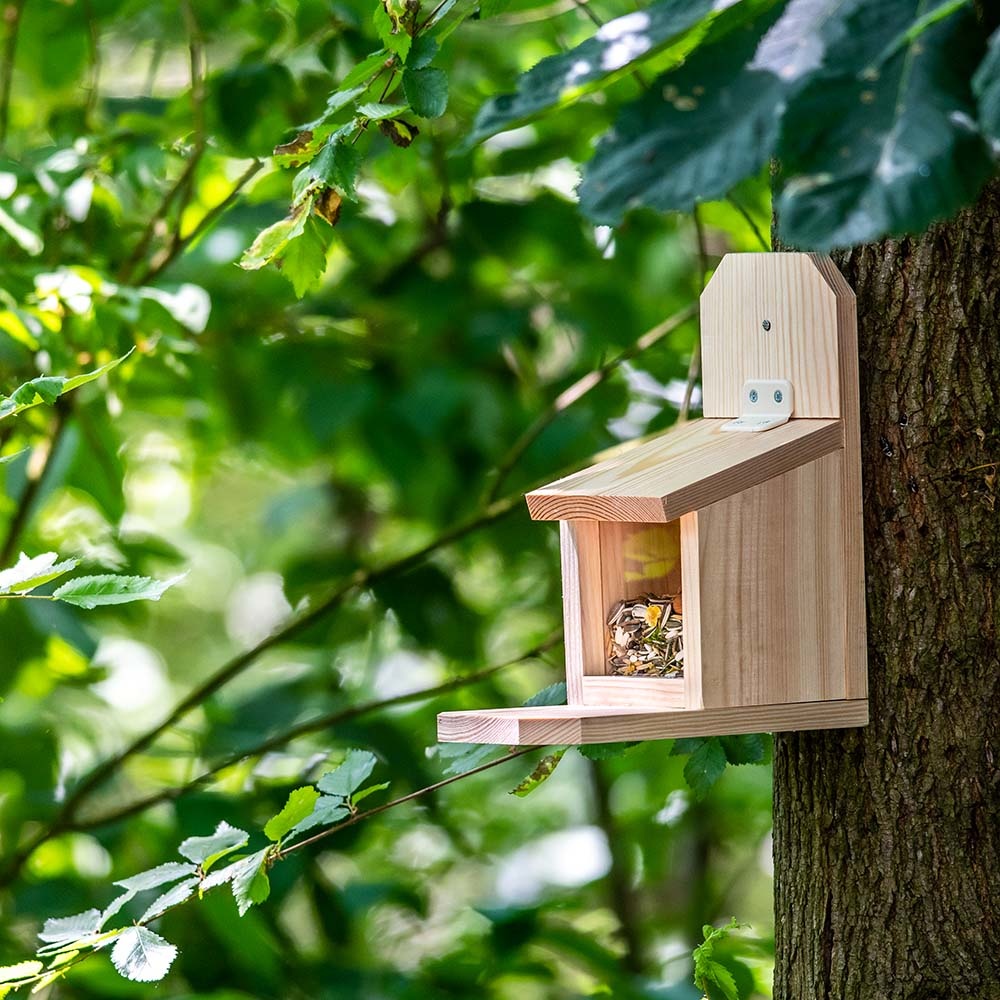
[[721, 379, 794, 433]]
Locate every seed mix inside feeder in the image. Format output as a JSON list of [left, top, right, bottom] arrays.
[[606, 594, 684, 677]]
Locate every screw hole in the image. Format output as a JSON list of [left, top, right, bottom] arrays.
[[773, 390, 783, 403], [748, 389, 759, 403], [761, 319, 771, 331]]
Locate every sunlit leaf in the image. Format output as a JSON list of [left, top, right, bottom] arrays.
[[0, 552, 78, 595], [139, 877, 199, 923], [52, 573, 185, 609], [0, 962, 43, 985], [114, 861, 198, 892], [317, 749, 378, 798], [110, 926, 178, 983], [264, 785, 321, 841], [37, 910, 102, 948], [178, 822, 249, 870], [351, 781, 390, 807], [289, 796, 350, 837]]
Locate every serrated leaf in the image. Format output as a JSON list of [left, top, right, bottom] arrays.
[[373, 4, 412, 61], [510, 748, 567, 797], [240, 201, 310, 270], [438, 742, 500, 776], [265, 786, 320, 841], [0, 553, 78, 595], [52, 573, 184, 609], [178, 821, 249, 870], [0, 962, 43, 985], [523, 682, 566, 707], [110, 926, 177, 983], [114, 861, 197, 892], [101, 890, 137, 925], [317, 750, 378, 798], [0, 352, 132, 421], [705, 960, 739, 1000], [580, 0, 788, 224], [407, 36, 438, 68], [351, 781, 390, 807], [139, 877, 199, 923], [307, 139, 362, 200], [974, 26, 1000, 152], [681, 737, 727, 799], [37, 910, 102, 947], [277, 219, 328, 298], [467, 0, 719, 143], [358, 101, 410, 121], [577, 741, 640, 761], [229, 849, 270, 916], [719, 733, 765, 765], [289, 796, 350, 836], [776, 0, 994, 249], [402, 68, 448, 118]]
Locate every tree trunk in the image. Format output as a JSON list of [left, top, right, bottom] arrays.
[[773, 180, 1000, 998]]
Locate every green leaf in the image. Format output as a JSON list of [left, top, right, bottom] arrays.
[[479, 0, 511, 18], [467, 0, 718, 143], [705, 960, 739, 1000], [351, 781, 390, 806], [229, 849, 271, 916], [402, 68, 449, 118], [264, 785, 321, 841], [110, 926, 178, 983], [776, 0, 994, 249], [510, 749, 567, 796], [277, 219, 329, 298], [37, 910, 102, 949], [438, 742, 500, 776], [577, 741, 640, 761], [0, 352, 132, 421], [139, 877, 199, 923], [289, 796, 350, 836], [308, 138, 362, 200], [679, 737, 727, 799], [523, 682, 566, 707], [0, 962, 43, 985], [357, 101, 410, 121], [373, 4, 412, 61], [340, 49, 391, 89], [406, 36, 438, 68], [580, 0, 787, 223], [317, 749, 378, 798], [52, 572, 185, 609], [178, 821, 249, 870], [0, 552, 78, 595], [240, 201, 310, 271], [719, 734, 765, 766], [974, 27, 1000, 151], [114, 861, 197, 892], [0, 205, 42, 256]]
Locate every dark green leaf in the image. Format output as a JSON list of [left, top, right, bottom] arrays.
[[229, 848, 271, 916], [705, 960, 739, 1000], [277, 220, 329, 298], [681, 737, 727, 799], [510, 749, 567, 796], [289, 796, 350, 836], [308, 138, 362, 200], [406, 36, 439, 68], [402, 68, 449, 118], [264, 785, 320, 841], [577, 741, 640, 760], [719, 733, 765, 765], [467, 0, 718, 143], [52, 573, 184, 609], [178, 821, 249, 870], [776, 0, 993, 249], [317, 749, 378, 798], [438, 742, 501, 775], [110, 926, 178, 983], [479, 0, 511, 18], [523, 682, 566, 707], [0, 352, 132, 421]]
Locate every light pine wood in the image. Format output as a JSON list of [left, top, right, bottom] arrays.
[[437, 699, 869, 745], [701, 252, 842, 418], [559, 520, 603, 704], [527, 417, 841, 522], [692, 451, 846, 708], [679, 512, 704, 710], [580, 676, 685, 707]]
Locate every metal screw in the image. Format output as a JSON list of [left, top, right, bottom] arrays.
[[749, 389, 759, 403], [761, 319, 771, 331], [773, 390, 783, 403]]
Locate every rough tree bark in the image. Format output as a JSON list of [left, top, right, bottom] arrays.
[[773, 181, 1000, 998]]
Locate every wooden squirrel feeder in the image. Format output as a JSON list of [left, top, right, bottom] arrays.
[[438, 253, 868, 745]]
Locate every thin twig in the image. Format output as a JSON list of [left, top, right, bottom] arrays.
[[0, 0, 25, 154], [485, 301, 697, 502], [278, 747, 538, 857], [70, 631, 562, 830], [0, 403, 69, 566], [135, 158, 264, 284], [726, 192, 770, 252]]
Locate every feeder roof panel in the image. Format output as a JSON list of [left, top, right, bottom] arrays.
[[526, 417, 841, 522]]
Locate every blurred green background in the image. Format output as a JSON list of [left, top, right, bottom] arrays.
[[0, 0, 775, 996]]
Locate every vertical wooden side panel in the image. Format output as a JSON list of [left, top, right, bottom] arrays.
[[680, 512, 704, 710], [696, 454, 846, 708], [810, 254, 868, 700], [700, 253, 842, 418], [560, 520, 603, 704]]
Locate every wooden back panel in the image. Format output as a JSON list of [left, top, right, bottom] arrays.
[[701, 253, 845, 418]]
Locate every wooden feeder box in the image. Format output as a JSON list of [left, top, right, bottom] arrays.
[[439, 253, 868, 745]]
